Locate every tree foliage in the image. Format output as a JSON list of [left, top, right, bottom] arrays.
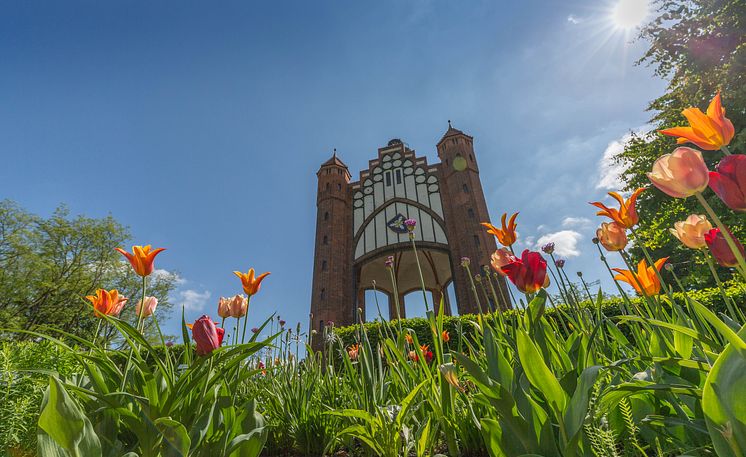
[[0, 200, 178, 342], [617, 0, 746, 287]]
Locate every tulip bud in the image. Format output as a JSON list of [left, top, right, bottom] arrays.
[[647, 147, 709, 198], [708, 154, 746, 212], [555, 259, 565, 268], [460, 257, 471, 267], [441, 330, 450, 342], [229, 294, 248, 318], [135, 296, 158, 318], [191, 315, 225, 356], [279, 319, 286, 327], [385, 256, 394, 269], [217, 297, 232, 319], [596, 222, 628, 251], [670, 214, 712, 249], [439, 363, 465, 392], [541, 242, 555, 254], [251, 327, 259, 333], [705, 228, 746, 267]]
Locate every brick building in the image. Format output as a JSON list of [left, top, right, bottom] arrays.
[[310, 123, 510, 343]]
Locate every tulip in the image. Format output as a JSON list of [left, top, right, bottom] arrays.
[[670, 214, 712, 249], [279, 319, 286, 327], [481, 212, 518, 247], [347, 343, 359, 360], [500, 249, 548, 294], [233, 268, 270, 296], [590, 188, 644, 229], [115, 245, 166, 277], [229, 294, 248, 318], [405, 333, 414, 345], [191, 315, 225, 356], [705, 228, 746, 268], [596, 222, 628, 251], [441, 330, 450, 343], [708, 154, 746, 212], [135, 296, 158, 318], [659, 92, 735, 151], [555, 259, 565, 268], [647, 147, 709, 198], [217, 297, 232, 319], [251, 327, 260, 334], [86, 289, 127, 318], [490, 248, 516, 276], [612, 258, 668, 297], [421, 344, 433, 363]]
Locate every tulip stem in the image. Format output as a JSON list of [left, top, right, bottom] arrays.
[[409, 237, 431, 312], [720, 145, 732, 156], [92, 319, 103, 348], [464, 264, 484, 316], [241, 295, 253, 345], [703, 252, 743, 323], [695, 192, 746, 281]]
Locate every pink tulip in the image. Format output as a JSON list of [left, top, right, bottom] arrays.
[[135, 296, 158, 318], [647, 147, 709, 198], [596, 222, 628, 251], [229, 294, 248, 318], [490, 248, 516, 276], [708, 154, 746, 212], [705, 228, 746, 268], [217, 297, 232, 319], [670, 214, 712, 250], [191, 315, 225, 356]]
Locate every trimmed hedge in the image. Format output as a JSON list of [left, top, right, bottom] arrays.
[[333, 284, 745, 349]]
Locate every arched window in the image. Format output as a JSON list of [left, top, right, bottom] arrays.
[[324, 212, 329, 221], [462, 183, 469, 193], [337, 183, 342, 191], [325, 183, 330, 191], [323, 235, 328, 245], [322, 260, 327, 271], [467, 208, 475, 219], [320, 288, 325, 300]]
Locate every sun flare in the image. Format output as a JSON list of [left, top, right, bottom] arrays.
[[611, 0, 649, 29]]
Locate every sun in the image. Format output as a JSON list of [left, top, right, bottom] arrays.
[[611, 0, 649, 29]]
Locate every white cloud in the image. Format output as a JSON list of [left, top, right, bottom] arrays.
[[561, 216, 592, 229], [535, 230, 583, 258], [153, 268, 186, 285], [567, 14, 581, 24], [179, 289, 211, 311], [596, 134, 631, 190]]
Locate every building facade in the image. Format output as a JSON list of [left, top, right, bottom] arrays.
[[310, 124, 510, 341]]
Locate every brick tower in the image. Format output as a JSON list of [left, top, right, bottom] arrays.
[[437, 122, 501, 314], [309, 151, 354, 336], [310, 124, 510, 347]]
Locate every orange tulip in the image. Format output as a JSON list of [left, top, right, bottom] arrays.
[[405, 333, 414, 344], [596, 222, 628, 251], [659, 92, 735, 151], [481, 212, 518, 247], [347, 343, 360, 360], [441, 330, 450, 343], [115, 245, 166, 277], [233, 268, 270, 296], [612, 257, 668, 297], [86, 288, 128, 318], [590, 188, 645, 229]]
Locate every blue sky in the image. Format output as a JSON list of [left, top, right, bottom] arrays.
[[0, 0, 667, 337]]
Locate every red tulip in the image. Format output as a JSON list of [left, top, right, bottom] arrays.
[[705, 228, 746, 268], [708, 154, 746, 213], [501, 249, 548, 294], [191, 315, 225, 356]]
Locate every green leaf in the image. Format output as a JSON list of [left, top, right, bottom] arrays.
[[563, 365, 602, 445], [516, 329, 568, 417], [702, 324, 746, 456], [154, 417, 191, 457], [38, 377, 101, 457]]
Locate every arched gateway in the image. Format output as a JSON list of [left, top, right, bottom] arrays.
[[310, 124, 510, 345]]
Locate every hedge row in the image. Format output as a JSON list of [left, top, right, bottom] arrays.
[[333, 284, 745, 349]]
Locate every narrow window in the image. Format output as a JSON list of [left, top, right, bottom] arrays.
[[319, 320, 324, 330], [322, 260, 327, 271], [337, 183, 342, 191], [474, 235, 481, 247], [385, 171, 392, 186], [395, 169, 402, 184], [326, 183, 330, 191], [323, 235, 328, 245], [320, 288, 325, 300], [467, 208, 475, 219], [324, 212, 329, 221], [462, 183, 469, 193]]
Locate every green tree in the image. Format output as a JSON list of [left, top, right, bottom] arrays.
[[615, 0, 745, 287], [0, 200, 178, 343]]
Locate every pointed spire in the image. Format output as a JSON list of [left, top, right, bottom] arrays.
[[321, 148, 348, 168]]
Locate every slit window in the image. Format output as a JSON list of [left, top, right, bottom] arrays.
[[395, 169, 402, 184], [320, 288, 325, 300], [385, 171, 392, 186], [323, 235, 328, 245], [463, 184, 469, 193], [322, 260, 327, 271], [324, 211, 329, 221], [468, 208, 475, 219]]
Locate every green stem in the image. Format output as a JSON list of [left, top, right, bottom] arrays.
[[241, 295, 253, 345], [720, 145, 732, 156], [703, 252, 743, 323], [695, 192, 746, 281], [464, 264, 484, 316], [409, 236, 430, 312]]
